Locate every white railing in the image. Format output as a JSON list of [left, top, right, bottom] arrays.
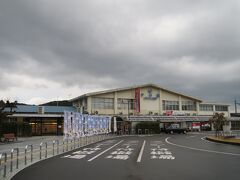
[[0, 134, 116, 179]]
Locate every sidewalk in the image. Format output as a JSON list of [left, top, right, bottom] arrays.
[[0, 136, 64, 154], [0, 134, 114, 180]]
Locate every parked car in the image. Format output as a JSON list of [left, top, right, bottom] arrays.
[[165, 124, 188, 134]]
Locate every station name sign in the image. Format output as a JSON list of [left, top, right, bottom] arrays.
[[142, 88, 160, 100]]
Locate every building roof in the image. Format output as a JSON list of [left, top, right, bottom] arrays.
[[8, 114, 63, 118], [4, 105, 77, 114], [71, 83, 203, 102]]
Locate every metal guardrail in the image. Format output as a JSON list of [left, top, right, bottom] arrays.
[[0, 134, 116, 179]]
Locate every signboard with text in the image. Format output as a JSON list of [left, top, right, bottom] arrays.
[[64, 111, 111, 140]]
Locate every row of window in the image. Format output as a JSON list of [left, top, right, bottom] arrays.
[[200, 105, 228, 112], [91, 98, 228, 112], [92, 98, 135, 110], [182, 101, 196, 111], [162, 101, 196, 111], [117, 99, 135, 110], [162, 101, 179, 110], [215, 105, 228, 111], [200, 105, 213, 111], [92, 98, 114, 109]]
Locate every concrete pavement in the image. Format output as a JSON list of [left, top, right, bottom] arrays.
[[12, 134, 240, 180]]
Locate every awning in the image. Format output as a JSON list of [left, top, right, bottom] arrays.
[[8, 114, 63, 118]]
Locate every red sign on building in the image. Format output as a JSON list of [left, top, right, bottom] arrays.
[[135, 88, 141, 113], [166, 110, 173, 116]]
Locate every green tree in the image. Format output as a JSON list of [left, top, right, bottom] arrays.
[[0, 100, 7, 123], [209, 113, 227, 137], [5, 100, 17, 112]]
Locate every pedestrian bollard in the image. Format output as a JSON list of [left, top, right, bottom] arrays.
[[56, 140, 59, 154], [73, 138, 75, 149], [0, 153, 2, 176], [69, 140, 71, 150], [45, 142, 48, 158], [40, 142, 43, 160], [63, 141, 65, 153], [25, 145, 33, 166], [66, 140, 69, 151], [53, 140, 55, 156], [0, 153, 7, 177], [10, 148, 19, 172]]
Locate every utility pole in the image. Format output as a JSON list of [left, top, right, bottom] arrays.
[[128, 100, 130, 119], [235, 100, 240, 113], [235, 100, 237, 113]]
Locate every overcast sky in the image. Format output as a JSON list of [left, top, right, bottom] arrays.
[[0, 0, 239, 111]]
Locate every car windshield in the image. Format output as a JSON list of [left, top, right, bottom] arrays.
[[169, 124, 180, 129]]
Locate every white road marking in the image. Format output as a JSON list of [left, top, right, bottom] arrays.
[[137, 140, 146, 163], [88, 140, 124, 162], [200, 137, 219, 144], [165, 137, 240, 156], [62, 146, 101, 159], [150, 141, 175, 160], [106, 141, 136, 160]]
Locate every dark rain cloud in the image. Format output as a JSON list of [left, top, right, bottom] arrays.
[[0, 0, 240, 106]]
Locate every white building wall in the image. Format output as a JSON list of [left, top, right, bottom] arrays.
[[72, 85, 230, 117]]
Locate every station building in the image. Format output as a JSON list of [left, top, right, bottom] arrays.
[[5, 105, 76, 135], [71, 83, 240, 132]]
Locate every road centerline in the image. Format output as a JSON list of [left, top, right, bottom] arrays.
[[88, 140, 124, 162], [137, 140, 146, 163]]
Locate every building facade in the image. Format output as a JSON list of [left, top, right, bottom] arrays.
[[71, 84, 233, 132], [6, 105, 77, 135]]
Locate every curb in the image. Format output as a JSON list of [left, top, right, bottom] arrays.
[[4, 135, 118, 180], [206, 137, 240, 146]]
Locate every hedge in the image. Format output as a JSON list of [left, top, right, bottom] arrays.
[[135, 122, 160, 134]]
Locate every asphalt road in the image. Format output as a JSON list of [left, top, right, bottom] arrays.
[[12, 134, 240, 180]]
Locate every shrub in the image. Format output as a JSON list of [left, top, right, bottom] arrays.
[[135, 122, 160, 134]]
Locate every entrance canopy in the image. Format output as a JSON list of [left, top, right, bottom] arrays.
[[126, 115, 212, 122]]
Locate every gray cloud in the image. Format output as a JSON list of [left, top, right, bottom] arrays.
[[0, 0, 240, 108]]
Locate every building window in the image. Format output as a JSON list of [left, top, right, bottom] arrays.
[[92, 97, 114, 109], [215, 105, 228, 112], [162, 100, 179, 110], [182, 101, 196, 111], [117, 99, 134, 110], [231, 121, 240, 130], [200, 104, 213, 111]]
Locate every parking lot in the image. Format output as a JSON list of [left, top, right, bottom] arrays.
[[12, 134, 240, 180]]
